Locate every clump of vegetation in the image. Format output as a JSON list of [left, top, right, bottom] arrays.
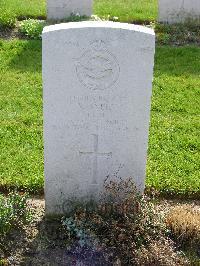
[[166, 205, 200, 249], [49, 13, 88, 24], [0, 192, 31, 237], [62, 178, 187, 264], [155, 23, 200, 45], [64, 13, 88, 22], [0, 10, 16, 29], [134, 237, 188, 265], [19, 19, 46, 39]]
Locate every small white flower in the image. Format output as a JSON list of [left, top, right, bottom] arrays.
[[113, 16, 119, 21]]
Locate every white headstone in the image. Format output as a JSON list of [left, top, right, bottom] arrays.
[[47, 0, 93, 20], [159, 0, 200, 24], [42, 22, 155, 215]]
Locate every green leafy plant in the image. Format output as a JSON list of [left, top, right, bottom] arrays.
[[0, 10, 16, 29], [19, 19, 46, 39], [62, 217, 89, 247], [0, 192, 31, 237]]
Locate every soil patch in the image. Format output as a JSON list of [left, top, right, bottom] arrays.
[[1, 198, 200, 265]]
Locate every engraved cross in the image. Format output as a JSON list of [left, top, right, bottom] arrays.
[[79, 134, 112, 184]]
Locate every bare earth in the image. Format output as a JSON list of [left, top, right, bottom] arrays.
[[1, 198, 200, 265]]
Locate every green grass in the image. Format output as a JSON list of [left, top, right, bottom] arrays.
[[147, 47, 200, 196], [0, 0, 157, 23], [0, 0, 46, 20], [0, 40, 199, 196], [0, 40, 43, 192], [94, 0, 158, 22]]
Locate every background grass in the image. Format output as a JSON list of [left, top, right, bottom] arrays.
[[0, 0, 157, 22], [0, 40, 199, 195], [94, 0, 157, 22], [0, 0, 46, 20]]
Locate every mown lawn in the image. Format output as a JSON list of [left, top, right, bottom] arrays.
[[0, 40, 199, 196], [94, 0, 157, 22], [0, 0, 46, 19], [147, 46, 200, 196], [0, 0, 157, 22], [0, 40, 43, 192]]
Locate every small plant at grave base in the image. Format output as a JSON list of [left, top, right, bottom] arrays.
[[62, 178, 188, 265], [60, 13, 89, 23], [0, 192, 31, 238], [0, 10, 16, 29], [48, 13, 90, 24], [19, 19, 46, 40]]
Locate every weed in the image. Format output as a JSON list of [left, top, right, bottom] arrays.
[[19, 19, 46, 39], [0, 192, 31, 237]]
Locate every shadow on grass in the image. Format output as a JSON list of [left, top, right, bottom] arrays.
[[8, 40, 42, 73], [17, 15, 46, 21], [6, 39, 200, 77], [154, 46, 200, 77]]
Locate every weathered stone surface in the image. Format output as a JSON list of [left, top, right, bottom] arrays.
[[42, 22, 155, 215], [159, 0, 200, 24], [47, 0, 93, 20]]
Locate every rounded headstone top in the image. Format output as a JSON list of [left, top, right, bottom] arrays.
[[42, 21, 155, 36]]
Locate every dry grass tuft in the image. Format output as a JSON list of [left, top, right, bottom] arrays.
[[166, 205, 200, 247]]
